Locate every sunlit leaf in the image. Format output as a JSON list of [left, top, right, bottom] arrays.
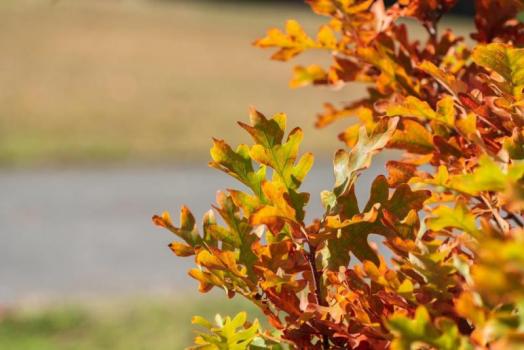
[[387, 95, 455, 127], [388, 119, 434, 154], [427, 202, 480, 237], [209, 139, 265, 198], [289, 64, 328, 88], [419, 60, 467, 94], [153, 207, 202, 247], [388, 306, 472, 350], [332, 117, 398, 197], [254, 20, 316, 61], [189, 312, 265, 350], [255, 19, 340, 61], [473, 43, 524, 100], [449, 155, 524, 195]]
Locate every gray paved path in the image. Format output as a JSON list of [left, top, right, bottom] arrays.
[[0, 164, 383, 303]]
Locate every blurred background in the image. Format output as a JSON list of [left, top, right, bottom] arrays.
[[0, 0, 472, 348]]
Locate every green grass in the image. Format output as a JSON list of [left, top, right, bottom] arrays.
[[0, 0, 340, 167], [0, 295, 263, 350], [0, 1, 474, 167]]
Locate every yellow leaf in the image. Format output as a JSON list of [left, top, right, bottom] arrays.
[[426, 202, 480, 237], [250, 181, 296, 227], [254, 19, 316, 61], [388, 120, 434, 154], [456, 113, 477, 136], [188, 269, 222, 293], [436, 95, 456, 126], [168, 242, 194, 257], [472, 43, 524, 99], [325, 203, 380, 229], [419, 60, 467, 94], [316, 25, 337, 49], [289, 64, 327, 88], [387, 95, 455, 127]]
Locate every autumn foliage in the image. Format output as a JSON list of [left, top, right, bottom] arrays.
[[153, 1, 524, 349]]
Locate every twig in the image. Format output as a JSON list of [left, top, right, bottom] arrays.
[[479, 195, 509, 233], [301, 226, 330, 349], [307, 245, 325, 306], [507, 211, 524, 228]]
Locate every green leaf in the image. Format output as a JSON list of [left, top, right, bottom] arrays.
[[388, 306, 473, 350], [504, 129, 524, 160], [322, 179, 376, 268], [436, 95, 456, 126], [239, 109, 286, 149], [427, 202, 480, 237], [189, 312, 262, 350], [323, 221, 379, 268], [210, 139, 266, 198], [241, 110, 313, 191], [408, 240, 457, 298], [518, 11, 524, 23], [213, 192, 258, 280], [448, 155, 524, 195], [240, 109, 314, 221], [472, 43, 524, 99], [192, 315, 214, 329], [384, 183, 430, 219], [322, 175, 429, 268]]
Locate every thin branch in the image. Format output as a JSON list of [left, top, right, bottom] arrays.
[[479, 195, 509, 233], [507, 211, 524, 228], [299, 227, 326, 307], [300, 226, 330, 349], [307, 245, 326, 305]]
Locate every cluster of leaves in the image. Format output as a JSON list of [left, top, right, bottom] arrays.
[[189, 312, 284, 350], [154, 1, 524, 349]]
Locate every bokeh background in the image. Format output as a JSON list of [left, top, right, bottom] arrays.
[[0, 1, 473, 348]]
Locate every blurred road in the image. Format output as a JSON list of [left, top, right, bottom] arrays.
[[0, 163, 386, 303]]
